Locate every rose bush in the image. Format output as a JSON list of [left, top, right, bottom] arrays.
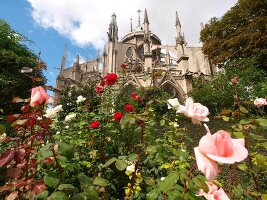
[[0, 63, 266, 200]]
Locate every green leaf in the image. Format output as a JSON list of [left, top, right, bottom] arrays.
[[37, 143, 53, 162], [158, 171, 179, 192], [83, 188, 99, 200], [256, 118, 267, 127], [239, 106, 248, 113], [221, 109, 232, 115], [0, 124, 6, 135], [103, 157, 117, 168], [78, 173, 91, 186], [128, 153, 138, 161], [72, 193, 87, 200], [58, 141, 74, 160], [237, 163, 248, 171], [249, 133, 266, 141], [222, 116, 229, 122], [115, 159, 127, 171], [93, 177, 109, 187], [34, 191, 49, 200], [44, 172, 60, 188], [233, 131, 244, 138], [146, 188, 160, 200], [144, 177, 155, 186], [261, 194, 267, 200], [57, 184, 76, 192], [160, 119, 165, 126], [48, 191, 70, 200], [239, 119, 251, 125]]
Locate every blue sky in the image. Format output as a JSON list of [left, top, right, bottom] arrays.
[[0, 0, 97, 90], [0, 0, 237, 96]]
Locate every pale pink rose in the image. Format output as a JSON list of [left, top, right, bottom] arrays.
[[254, 97, 267, 108], [177, 97, 209, 124], [30, 86, 54, 107], [197, 182, 230, 200], [194, 124, 248, 181]]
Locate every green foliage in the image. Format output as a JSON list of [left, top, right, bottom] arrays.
[[0, 19, 45, 115], [190, 57, 267, 115], [200, 0, 267, 70]]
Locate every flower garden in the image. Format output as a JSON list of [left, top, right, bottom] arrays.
[[0, 64, 266, 200]]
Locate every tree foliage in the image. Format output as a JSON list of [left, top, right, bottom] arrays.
[[189, 57, 267, 115], [0, 19, 45, 114], [200, 0, 267, 70]]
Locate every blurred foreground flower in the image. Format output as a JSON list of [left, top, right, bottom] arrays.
[[197, 182, 230, 200], [30, 86, 53, 107]]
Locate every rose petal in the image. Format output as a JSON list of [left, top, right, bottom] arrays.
[[194, 147, 218, 181], [198, 133, 218, 156], [206, 139, 248, 164]]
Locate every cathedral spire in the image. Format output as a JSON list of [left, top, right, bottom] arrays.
[[108, 13, 118, 42], [130, 16, 133, 32], [144, 9, 149, 24], [137, 9, 141, 26], [175, 11, 181, 27], [60, 44, 67, 75]]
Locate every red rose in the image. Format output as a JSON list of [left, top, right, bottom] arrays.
[[136, 95, 142, 102], [130, 93, 142, 102], [104, 73, 118, 86], [113, 112, 124, 122], [89, 120, 100, 129], [124, 103, 134, 113], [121, 63, 127, 69], [232, 76, 239, 85], [99, 81, 105, 86], [130, 93, 137, 99], [95, 86, 104, 94]]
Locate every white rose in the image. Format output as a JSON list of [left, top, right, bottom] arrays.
[[65, 113, 76, 121], [126, 164, 135, 173], [54, 105, 63, 112], [167, 98, 180, 110], [76, 95, 86, 104], [44, 108, 57, 119]]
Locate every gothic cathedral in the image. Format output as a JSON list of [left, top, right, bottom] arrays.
[[55, 9, 215, 102]]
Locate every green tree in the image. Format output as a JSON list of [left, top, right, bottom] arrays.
[[0, 19, 45, 114], [200, 0, 267, 70], [189, 57, 267, 115]]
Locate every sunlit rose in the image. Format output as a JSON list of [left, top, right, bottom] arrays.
[[194, 124, 248, 181]]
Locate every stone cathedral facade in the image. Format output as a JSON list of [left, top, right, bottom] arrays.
[[55, 9, 215, 102]]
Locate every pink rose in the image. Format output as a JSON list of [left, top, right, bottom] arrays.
[[178, 97, 209, 124], [30, 86, 53, 107], [194, 124, 248, 181], [254, 97, 267, 108], [197, 182, 230, 200]]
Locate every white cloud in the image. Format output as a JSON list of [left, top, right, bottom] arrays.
[[27, 0, 237, 49]]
